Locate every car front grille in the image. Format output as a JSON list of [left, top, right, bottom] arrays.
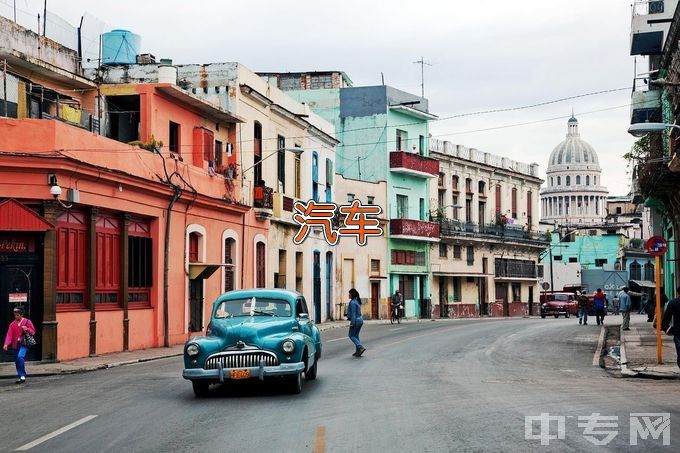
[[204, 351, 279, 369]]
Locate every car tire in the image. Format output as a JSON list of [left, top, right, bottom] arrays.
[[541, 314, 546, 318], [192, 380, 210, 398], [554, 314, 559, 319], [306, 359, 318, 381], [288, 372, 303, 394], [565, 312, 570, 318]]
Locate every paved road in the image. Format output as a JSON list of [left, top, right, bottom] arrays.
[[1, 318, 679, 452]]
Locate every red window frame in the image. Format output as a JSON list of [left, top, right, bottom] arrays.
[[189, 233, 199, 263], [56, 209, 88, 311], [95, 213, 121, 309], [128, 217, 152, 308]]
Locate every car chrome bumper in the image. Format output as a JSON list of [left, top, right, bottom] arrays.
[[183, 361, 305, 382]]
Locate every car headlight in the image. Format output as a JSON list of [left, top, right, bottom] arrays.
[[282, 339, 295, 354], [186, 343, 200, 357]]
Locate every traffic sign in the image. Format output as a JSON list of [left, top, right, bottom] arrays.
[[541, 282, 550, 291], [646, 236, 668, 256]]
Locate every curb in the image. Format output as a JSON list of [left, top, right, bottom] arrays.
[[619, 324, 680, 379], [619, 324, 638, 377]]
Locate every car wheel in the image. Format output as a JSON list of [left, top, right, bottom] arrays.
[[554, 314, 559, 319], [287, 372, 303, 394], [306, 359, 318, 381], [541, 313, 546, 318], [192, 380, 210, 398], [565, 312, 570, 318]]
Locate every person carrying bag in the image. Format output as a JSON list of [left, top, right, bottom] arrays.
[[3, 306, 36, 384]]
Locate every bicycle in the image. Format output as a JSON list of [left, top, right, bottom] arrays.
[[390, 304, 402, 324]]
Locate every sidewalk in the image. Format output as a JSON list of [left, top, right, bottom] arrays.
[[620, 314, 680, 379]]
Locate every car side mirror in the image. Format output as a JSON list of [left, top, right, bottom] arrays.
[[298, 313, 309, 320]]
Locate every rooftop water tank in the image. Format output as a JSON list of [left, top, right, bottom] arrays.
[[101, 30, 141, 65]]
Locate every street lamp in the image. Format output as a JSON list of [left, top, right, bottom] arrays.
[[627, 122, 680, 137]]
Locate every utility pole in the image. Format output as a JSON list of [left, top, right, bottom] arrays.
[[2, 59, 7, 117], [413, 56, 432, 98], [43, 0, 47, 36]]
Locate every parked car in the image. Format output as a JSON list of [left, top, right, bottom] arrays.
[[540, 292, 577, 318], [182, 289, 322, 397]]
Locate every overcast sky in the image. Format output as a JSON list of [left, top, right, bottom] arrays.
[[4, 0, 638, 195]]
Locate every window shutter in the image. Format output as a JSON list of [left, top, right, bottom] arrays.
[[326, 158, 333, 185]]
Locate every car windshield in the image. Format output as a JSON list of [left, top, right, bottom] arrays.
[[214, 298, 292, 318], [553, 294, 570, 301]]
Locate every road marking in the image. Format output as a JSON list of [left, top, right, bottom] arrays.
[[313, 425, 326, 453], [593, 325, 606, 367], [390, 327, 406, 331], [327, 337, 346, 343], [16, 415, 98, 451]]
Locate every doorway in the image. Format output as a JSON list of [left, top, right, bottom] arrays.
[[189, 279, 203, 332], [1, 263, 42, 362], [325, 252, 332, 321], [313, 251, 321, 324], [495, 282, 508, 317], [371, 282, 380, 319]]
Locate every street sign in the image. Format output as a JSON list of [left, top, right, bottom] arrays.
[[541, 282, 550, 291], [646, 236, 668, 256]]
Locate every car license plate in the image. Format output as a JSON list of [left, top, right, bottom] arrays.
[[230, 369, 250, 380]]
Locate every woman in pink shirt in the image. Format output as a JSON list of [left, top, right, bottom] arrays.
[[3, 306, 36, 384]]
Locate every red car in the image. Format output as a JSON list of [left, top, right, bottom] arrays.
[[540, 292, 577, 318]]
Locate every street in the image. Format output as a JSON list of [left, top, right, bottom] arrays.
[[1, 318, 678, 452]]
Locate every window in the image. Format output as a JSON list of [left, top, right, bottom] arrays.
[[465, 178, 473, 194], [294, 152, 301, 198], [438, 191, 445, 212], [495, 184, 501, 215], [277, 135, 285, 193], [419, 135, 425, 155], [569, 257, 578, 263], [367, 196, 375, 205], [630, 261, 642, 280], [616, 207, 622, 214], [128, 217, 152, 304], [511, 188, 517, 218], [512, 283, 521, 302], [439, 243, 447, 258], [452, 277, 461, 302], [347, 193, 355, 202], [465, 200, 472, 223], [466, 246, 474, 266], [453, 245, 461, 259], [214, 140, 223, 167], [420, 198, 426, 221], [550, 177, 554, 186], [576, 175, 581, 185], [595, 258, 607, 267], [56, 210, 87, 307], [370, 259, 380, 274], [537, 264, 544, 278], [644, 262, 655, 281], [478, 202, 486, 226], [398, 274, 415, 300], [396, 129, 408, 151], [199, 128, 214, 162], [396, 195, 408, 218], [478, 181, 486, 196], [586, 175, 590, 186], [95, 214, 121, 304], [452, 175, 459, 192], [452, 195, 459, 220], [554, 255, 562, 261], [557, 176, 561, 186], [310, 74, 333, 89], [256, 241, 266, 288], [224, 238, 236, 292], [495, 259, 537, 278], [527, 191, 532, 225], [325, 158, 333, 202], [189, 233, 199, 262], [253, 122, 263, 183], [594, 176, 597, 185], [312, 152, 319, 202], [438, 173, 445, 187], [566, 176, 571, 186], [391, 250, 426, 266], [169, 121, 180, 152]]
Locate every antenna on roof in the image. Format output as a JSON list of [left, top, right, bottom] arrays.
[[381, 72, 384, 85], [413, 56, 432, 98]]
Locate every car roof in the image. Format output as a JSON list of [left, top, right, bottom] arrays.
[[217, 288, 302, 303]]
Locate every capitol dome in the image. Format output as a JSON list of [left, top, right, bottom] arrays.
[[540, 116, 608, 225], [548, 117, 600, 168]]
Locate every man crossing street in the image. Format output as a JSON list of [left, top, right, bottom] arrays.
[[618, 287, 632, 331]]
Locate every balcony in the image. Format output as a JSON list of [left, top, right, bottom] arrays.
[[389, 151, 439, 178], [253, 185, 274, 220], [630, 0, 676, 55], [390, 218, 440, 241], [438, 218, 548, 244], [631, 89, 662, 124]]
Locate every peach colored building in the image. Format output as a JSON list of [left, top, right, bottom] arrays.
[[0, 23, 264, 362]]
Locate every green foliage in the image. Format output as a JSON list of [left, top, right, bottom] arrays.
[[129, 135, 164, 152], [623, 136, 650, 163]]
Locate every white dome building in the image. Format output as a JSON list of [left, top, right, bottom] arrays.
[[540, 116, 608, 225]]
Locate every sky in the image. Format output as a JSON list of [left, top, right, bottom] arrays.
[[2, 0, 639, 195]]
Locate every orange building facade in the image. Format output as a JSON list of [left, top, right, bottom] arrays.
[[0, 30, 267, 362]]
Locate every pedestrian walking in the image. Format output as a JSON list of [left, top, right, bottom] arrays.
[[612, 295, 620, 315], [577, 291, 589, 325], [593, 289, 607, 325], [618, 287, 632, 331], [347, 288, 365, 357], [661, 286, 680, 369], [391, 289, 403, 320], [3, 306, 36, 384]]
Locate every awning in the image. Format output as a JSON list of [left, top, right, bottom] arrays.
[[629, 280, 656, 289], [0, 199, 54, 231], [189, 263, 232, 280], [432, 271, 489, 277]]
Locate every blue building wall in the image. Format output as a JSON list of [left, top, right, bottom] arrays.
[[542, 234, 623, 270]]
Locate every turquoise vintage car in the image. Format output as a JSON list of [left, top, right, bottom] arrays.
[[182, 289, 322, 397]]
